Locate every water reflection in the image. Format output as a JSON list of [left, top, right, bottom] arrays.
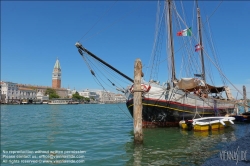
[[133, 144, 143, 166], [126, 127, 237, 166], [46, 105, 63, 146]]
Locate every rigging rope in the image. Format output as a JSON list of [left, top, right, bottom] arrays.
[[206, 16, 227, 85], [172, 2, 201, 78], [171, 0, 233, 97], [203, 0, 223, 25], [85, 53, 131, 89], [78, 0, 118, 41], [82, 4, 143, 42], [172, 1, 201, 79], [201, 46, 245, 97], [80, 50, 133, 120], [85, 56, 121, 90], [80, 52, 107, 90]]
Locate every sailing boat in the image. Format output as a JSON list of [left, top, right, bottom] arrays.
[[76, 0, 236, 127]]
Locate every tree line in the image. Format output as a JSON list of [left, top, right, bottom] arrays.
[[45, 88, 91, 102]]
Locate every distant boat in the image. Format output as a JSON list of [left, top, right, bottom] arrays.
[[48, 99, 69, 105], [47, 99, 80, 105], [21, 100, 28, 104], [34, 101, 42, 104], [68, 101, 79, 104]]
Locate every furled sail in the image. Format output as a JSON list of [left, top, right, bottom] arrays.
[[176, 78, 225, 93], [176, 78, 200, 90]]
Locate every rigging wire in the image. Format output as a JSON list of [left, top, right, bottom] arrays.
[[79, 50, 116, 94], [195, 1, 225, 86], [151, 6, 165, 81], [172, 1, 201, 79], [85, 55, 122, 90], [148, 0, 161, 76], [78, 0, 118, 41], [203, 0, 223, 25], [206, 16, 227, 85], [202, 46, 245, 97], [80, 52, 107, 90], [172, 0, 228, 92], [85, 54, 131, 89], [82, 4, 143, 42], [80, 52, 132, 120], [149, 1, 165, 80]]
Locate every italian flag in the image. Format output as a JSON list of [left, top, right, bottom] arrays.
[[177, 27, 192, 36]]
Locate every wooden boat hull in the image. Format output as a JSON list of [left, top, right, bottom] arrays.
[[230, 114, 250, 123], [126, 98, 234, 128]]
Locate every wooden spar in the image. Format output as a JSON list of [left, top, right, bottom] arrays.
[[196, 1, 206, 82], [167, 0, 176, 83], [133, 59, 143, 144], [75, 42, 134, 83], [243, 85, 248, 113]]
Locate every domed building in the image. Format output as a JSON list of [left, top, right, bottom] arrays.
[[36, 91, 49, 102]]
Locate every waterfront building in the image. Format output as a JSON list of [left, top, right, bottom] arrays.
[[36, 92, 49, 102], [52, 58, 61, 89], [71, 89, 77, 95], [54, 88, 68, 98], [18, 84, 49, 95], [0, 82, 2, 102], [19, 87, 36, 103], [114, 94, 126, 103], [0, 81, 124, 104], [66, 88, 77, 98], [95, 90, 116, 103], [17, 84, 68, 99], [67, 88, 72, 98], [1, 81, 19, 103], [79, 89, 97, 100], [0, 82, 5, 103]]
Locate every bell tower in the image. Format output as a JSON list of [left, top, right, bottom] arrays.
[[52, 58, 61, 89]]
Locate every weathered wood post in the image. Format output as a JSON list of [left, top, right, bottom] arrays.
[[243, 85, 248, 113], [133, 59, 143, 144]]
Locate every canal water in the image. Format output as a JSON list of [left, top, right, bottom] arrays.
[[1, 104, 250, 166]]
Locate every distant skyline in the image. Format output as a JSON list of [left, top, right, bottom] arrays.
[[1, 1, 250, 98]]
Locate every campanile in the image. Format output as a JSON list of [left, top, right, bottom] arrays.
[[52, 58, 61, 88]]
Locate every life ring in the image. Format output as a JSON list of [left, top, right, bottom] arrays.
[[129, 84, 151, 93]]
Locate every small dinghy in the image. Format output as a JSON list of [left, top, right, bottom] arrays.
[[179, 116, 235, 131]]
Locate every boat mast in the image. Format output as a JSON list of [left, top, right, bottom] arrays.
[[167, 0, 176, 83], [75, 42, 134, 83], [196, 1, 206, 82]]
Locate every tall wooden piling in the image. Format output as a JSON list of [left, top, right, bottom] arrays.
[[133, 59, 143, 144], [243, 85, 248, 113]]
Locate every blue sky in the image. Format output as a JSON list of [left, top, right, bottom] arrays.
[[1, 1, 250, 98]]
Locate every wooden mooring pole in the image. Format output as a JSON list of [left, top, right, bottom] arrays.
[[133, 59, 143, 144], [243, 85, 248, 113]]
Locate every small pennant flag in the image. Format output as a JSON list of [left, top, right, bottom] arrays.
[[177, 27, 192, 36], [195, 44, 202, 52]]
